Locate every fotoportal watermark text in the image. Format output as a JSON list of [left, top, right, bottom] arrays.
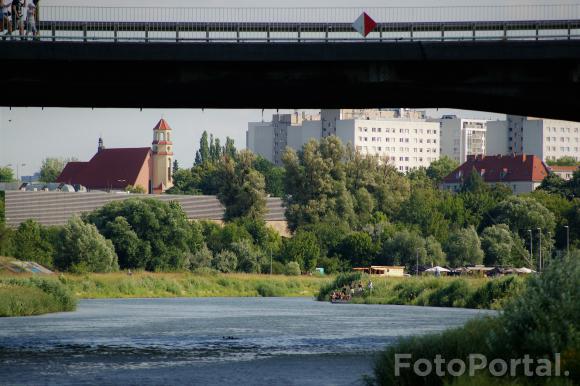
[[395, 353, 569, 377]]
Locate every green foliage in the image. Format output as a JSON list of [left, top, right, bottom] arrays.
[[229, 239, 260, 273], [0, 191, 4, 224], [338, 232, 375, 267], [0, 277, 76, 316], [380, 229, 445, 270], [103, 217, 151, 270], [217, 150, 266, 221], [460, 167, 487, 194], [280, 230, 320, 272], [480, 224, 527, 267], [188, 244, 213, 271], [317, 271, 362, 300], [85, 198, 194, 271], [254, 156, 286, 197], [39, 157, 67, 183], [285, 261, 301, 276], [372, 256, 579, 385], [56, 216, 119, 273], [0, 167, 14, 182], [546, 156, 580, 166], [12, 219, 54, 267], [444, 226, 484, 267], [212, 250, 238, 273], [124, 184, 146, 194], [426, 156, 459, 183]]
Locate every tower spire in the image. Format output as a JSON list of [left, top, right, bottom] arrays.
[[98, 137, 105, 153]]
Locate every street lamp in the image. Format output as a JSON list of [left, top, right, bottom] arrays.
[[416, 248, 420, 276], [7, 163, 26, 181], [528, 229, 533, 268], [564, 226, 570, 257], [537, 228, 542, 273]]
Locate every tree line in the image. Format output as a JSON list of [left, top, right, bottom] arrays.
[[1, 134, 579, 274]]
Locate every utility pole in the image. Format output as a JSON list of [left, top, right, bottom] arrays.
[[528, 229, 533, 268], [537, 228, 542, 273]]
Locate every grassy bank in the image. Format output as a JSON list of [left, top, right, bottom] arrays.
[[371, 256, 579, 386], [0, 277, 77, 317], [55, 272, 331, 299], [318, 272, 527, 310]]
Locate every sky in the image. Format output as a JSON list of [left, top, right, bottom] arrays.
[[2, 0, 579, 175]]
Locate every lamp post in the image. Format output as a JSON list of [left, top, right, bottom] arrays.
[[416, 248, 419, 276], [528, 229, 533, 268], [537, 228, 542, 273], [564, 226, 570, 257]]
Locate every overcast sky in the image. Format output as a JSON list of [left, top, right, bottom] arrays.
[[2, 0, 578, 175]]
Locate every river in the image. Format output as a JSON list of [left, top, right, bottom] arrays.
[[0, 297, 493, 385]]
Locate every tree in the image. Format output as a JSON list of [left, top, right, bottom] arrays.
[[338, 232, 375, 268], [397, 187, 450, 243], [485, 196, 556, 247], [461, 167, 487, 194], [0, 167, 14, 182], [285, 261, 301, 276], [480, 224, 528, 267], [217, 150, 266, 221], [212, 250, 237, 273], [380, 229, 427, 269], [254, 156, 285, 197], [56, 216, 119, 273], [198, 131, 210, 165], [172, 159, 179, 175], [224, 137, 236, 159], [85, 198, 195, 271], [426, 156, 459, 183], [39, 158, 67, 183], [229, 239, 260, 273], [539, 172, 569, 196], [12, 219, 54, 268], [104, 216, 151, 270], [280, 230, 320, 272], [444, 226, 484, 267], [546, 156, 579, 166], [188, 244, 213, 271]]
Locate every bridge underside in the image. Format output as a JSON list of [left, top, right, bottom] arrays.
[[2, 40, 580, 120]]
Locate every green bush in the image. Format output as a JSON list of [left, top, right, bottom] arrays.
[[56, 216, 119, 273], [256, 281, 285, 297], [285, 261, 301, 276]]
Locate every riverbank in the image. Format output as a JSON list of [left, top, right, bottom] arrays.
[[318, 273, 527, 310], [0, 277, 77, 317], [371, 256, 579, 386]]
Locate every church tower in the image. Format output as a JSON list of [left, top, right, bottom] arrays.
[[151, 119, 174, 194]]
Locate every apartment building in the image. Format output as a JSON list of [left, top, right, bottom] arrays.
[[247, 109, 439, 172], [436, 116, 487, 163], [486, 115, 580, 162]]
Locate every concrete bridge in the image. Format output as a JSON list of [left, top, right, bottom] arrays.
[[1, 5, 580, 120]]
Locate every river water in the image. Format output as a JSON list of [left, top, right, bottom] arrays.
[[0, 297, 493, 385]]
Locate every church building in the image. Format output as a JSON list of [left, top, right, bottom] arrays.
[[57, 119, 175, 194]]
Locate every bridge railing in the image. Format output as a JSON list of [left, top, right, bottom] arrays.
[[4, 5, 580, 42]]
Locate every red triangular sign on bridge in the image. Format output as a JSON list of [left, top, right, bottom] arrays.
[[353, 12, 377, 37]]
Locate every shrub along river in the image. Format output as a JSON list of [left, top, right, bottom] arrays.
[[0, 297, 494, 385]]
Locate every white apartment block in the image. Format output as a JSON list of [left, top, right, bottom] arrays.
[[437, 116, 487, 163], [486, 115, 580, 162], [247, 109, 439, 172]]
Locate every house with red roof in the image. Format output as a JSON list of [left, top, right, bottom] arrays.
[[440, 154, 550, 194], [548, 165, 579, 181], [57, 119, 175, 194]]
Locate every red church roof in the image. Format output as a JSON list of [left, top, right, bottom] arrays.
[[57, 148, 151, 190], [153, 119, 172, 131], [442, 154, 549, 184]]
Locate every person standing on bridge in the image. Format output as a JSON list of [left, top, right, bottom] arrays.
[[25, 0, 36, 38], [1, 0, 13, 36], [11, 0, 24, 37]]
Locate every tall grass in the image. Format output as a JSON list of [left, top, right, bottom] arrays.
[[0, 277, 76, 317], [371, 256, 580, 385], [57, 272, 331, 299]]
